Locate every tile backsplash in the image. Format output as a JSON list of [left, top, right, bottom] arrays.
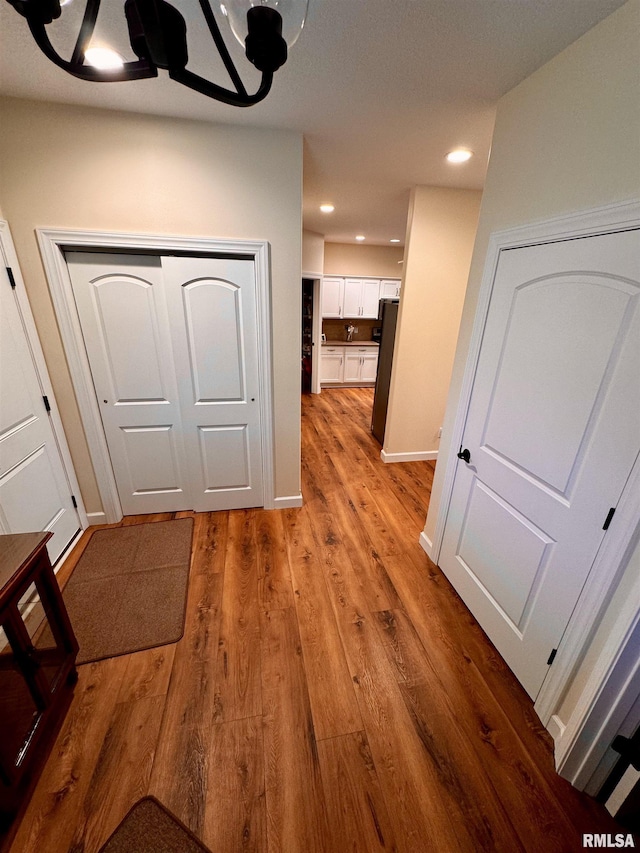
[[323, 318, 378, 342]]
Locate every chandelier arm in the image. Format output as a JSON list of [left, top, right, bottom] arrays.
[[27, 19, 158, 82], [169, 67, 273, 107], [197, 0, 247, 97], [70, 0, 100, 66]]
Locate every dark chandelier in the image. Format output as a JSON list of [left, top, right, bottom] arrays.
[[5, 0, 308, 107]]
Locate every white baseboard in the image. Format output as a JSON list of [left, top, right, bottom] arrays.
[[380, 449, 438, 463], [52, 529, 85, 572], [419, 530, 435, 560], [272, 494, 303, 509], [86, 511, 108, 526], [547, 714, 566, 746]]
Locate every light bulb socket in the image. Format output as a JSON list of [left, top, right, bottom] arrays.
[[8, 0, 60, 24], [245, 5, 287, 73], [125, 0, 187, 70]]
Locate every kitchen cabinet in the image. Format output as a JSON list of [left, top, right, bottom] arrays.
[[0, 532, 78, 835], [379, 279, 401, 299], [321, 345, 379, 386], [344, 347, 379, 383], [321, 277, 344, 318], [319, 346, 345, 383], [343, 278, 380, 318]]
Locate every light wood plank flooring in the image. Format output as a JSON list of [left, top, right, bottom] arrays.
[[5, 388, 619, 852]]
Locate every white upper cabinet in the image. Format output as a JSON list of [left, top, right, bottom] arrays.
[[343, 278, 380, 318], [379, 279, 401, 299], [321, 276, 400, 318], [321, 277, 344, 318], [362, 279, 382, 316], [342, 279, 361, 317]]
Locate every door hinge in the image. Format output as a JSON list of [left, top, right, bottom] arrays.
[[547, 648, 558, 666], [71, 495, 78, 509], [6, 267, 16, 289], [42, 395, 51, 413], [603, 507, 616, 530]]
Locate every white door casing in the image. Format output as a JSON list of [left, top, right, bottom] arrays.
[[67, 252, 265, 514], [162, 255, 264, 511], [37, 229, 276, 522], [439, 228, 640, 699], [0, 228, 82, 563]]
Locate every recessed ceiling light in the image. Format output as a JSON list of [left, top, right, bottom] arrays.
[[84, 47, 125, 70], [355, 235, 366, 242], [446, 149, 473, 163], [390, 238, 400, 243], [320, 203, 335, 213]]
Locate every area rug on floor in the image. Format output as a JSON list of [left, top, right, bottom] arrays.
[[98, 797, 212, 853], [62, 518, 193, 664]]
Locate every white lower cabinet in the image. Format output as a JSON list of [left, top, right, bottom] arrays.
[[321, 346, 379, 386], [360, 350, 379, 383], [320, 346, 344, 383]]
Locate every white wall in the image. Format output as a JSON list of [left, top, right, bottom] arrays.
[[323, 242, 404, 278], [424, 0, 640, 735], [384, 187, 481, 459], [0, 97, 303, 512], [302, 229, 324, 276]]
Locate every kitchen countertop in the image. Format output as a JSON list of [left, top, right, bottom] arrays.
[[322, 341, 380, 347]]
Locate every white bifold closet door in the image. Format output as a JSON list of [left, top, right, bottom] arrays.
[[66, 252, 264, 515]]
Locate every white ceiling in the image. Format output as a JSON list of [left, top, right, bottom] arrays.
[[0, 0, 626, 245]]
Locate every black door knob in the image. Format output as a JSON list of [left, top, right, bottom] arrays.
[[457, 446, 471, 463]]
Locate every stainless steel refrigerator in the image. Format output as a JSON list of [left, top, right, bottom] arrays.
[[371, 298, 399, 443]]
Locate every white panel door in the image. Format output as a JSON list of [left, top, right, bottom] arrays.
[[66, 253, 191, 515], [162, 256, 264, 511], [439, 229, 640, 698], [0, 268, 80, 562]]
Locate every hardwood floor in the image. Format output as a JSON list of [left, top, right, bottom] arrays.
[[4, 387, 619, 852]]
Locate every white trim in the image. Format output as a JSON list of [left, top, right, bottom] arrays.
[[552, 558, 640, 789], [52, 529, 84, 571], [536, 455, 640, 725], [546, 715, 566, 743], [606, 767, 640, 816], [426, 198, 640, 779], [302, 269, 323, 280], [86, 511, 108, 526], [312, 278, 323, 395], [0, 221, 88, 529], [36, 227, 276, 518], [272, 494, 303, 508], [419, 530, 435, 560], [380, 449, 438, 463]]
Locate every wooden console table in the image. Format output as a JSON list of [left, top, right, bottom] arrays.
[[0, 532, 79, 842]]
